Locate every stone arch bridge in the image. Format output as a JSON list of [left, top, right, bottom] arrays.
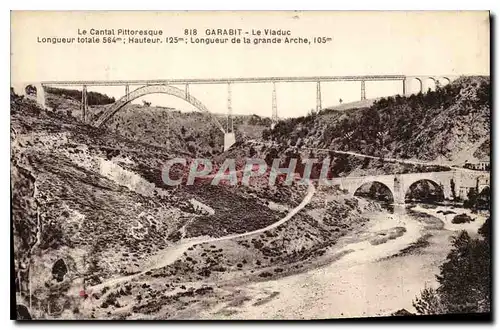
[[404, 76, 454, 95], [328, 170, 489, 204]]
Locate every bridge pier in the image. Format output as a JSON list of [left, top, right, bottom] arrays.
[[393, 175, 405, 204], [185, 83, 190, 100], [393, 204, 406, 216], [361, 80, 366, 100], [35, 83, 46, 107], [125, 84, 129, 101], [226, 82, 234, 133], [224, 132, 236, 151], [81, 85, 88, 123], [316, 81, 322, 112], [271, 82, 278, 129]]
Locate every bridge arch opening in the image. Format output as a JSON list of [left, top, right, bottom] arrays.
[[423, 77, 438, 92], [406, 77, 424, 95], [479, 186, 490, 195], [25, 84, 37, 97], [94, 85, 225, 132], [405, 179, 444, 203], [17, 82, 46, 107], [436, 77, 451, 88], [354, 181, 394, 205]]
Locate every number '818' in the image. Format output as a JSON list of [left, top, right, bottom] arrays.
[[184, 29, 197, 36]]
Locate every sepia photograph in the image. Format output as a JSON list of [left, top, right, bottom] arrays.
[[10, 10, 491, 320]]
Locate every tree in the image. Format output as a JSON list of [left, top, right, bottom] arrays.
[[476, 186, 490, 210], [464, 188, 478, 209], [262, 129, 271, 140], [450, 179, 457, 200], [436, 231, 490, 313], [249, 146, 256, 157], [413, 287, 446, 315], [413, 222, 491, 315], [264, 148, 279, 167], [478, 217, 491, 244]]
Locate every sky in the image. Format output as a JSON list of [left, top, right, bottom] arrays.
[[11, 11, 490, 118]]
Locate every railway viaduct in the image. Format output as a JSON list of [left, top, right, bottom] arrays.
[[13, 74, 457, 151]]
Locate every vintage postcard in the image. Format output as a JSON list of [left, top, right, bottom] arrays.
[[10, 11, 490, 320]]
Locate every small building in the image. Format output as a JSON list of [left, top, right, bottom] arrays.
[[464, 158, 490, 171]]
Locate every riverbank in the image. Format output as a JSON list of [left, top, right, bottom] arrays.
[[197, 204, 486, 319], [411, 204, 488, 234]]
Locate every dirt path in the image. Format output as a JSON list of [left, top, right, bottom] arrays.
[[89, 181, 316, 292], [304, 148, 480, 172], [250, 139, 479, 172]]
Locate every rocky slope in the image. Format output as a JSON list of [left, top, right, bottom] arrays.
[[12, 91, 376, 319], [10, 94, 279, 317]]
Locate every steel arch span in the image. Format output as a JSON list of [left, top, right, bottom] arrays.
[[93, 84, 226, 132]]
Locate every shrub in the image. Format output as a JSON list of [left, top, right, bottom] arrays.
[[211, 266, 226, 272], [413, 287, 446, 315], [258, 271, 273, 278], [451, 213, 474, 224]]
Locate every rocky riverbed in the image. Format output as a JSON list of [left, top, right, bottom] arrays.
[[194, 205, 487, 319]]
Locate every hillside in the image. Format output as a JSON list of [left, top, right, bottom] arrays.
[[217, 140, 451, 180], [12, 76, 490, 320], [104, 107, 270, 156], [44, 88, 271, 157], [263, 76, 490, 165], [12, 92, 374, 319]]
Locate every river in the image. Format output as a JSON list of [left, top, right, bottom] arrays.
[[203, 204, 487, 319]]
